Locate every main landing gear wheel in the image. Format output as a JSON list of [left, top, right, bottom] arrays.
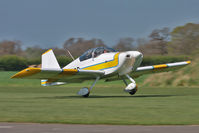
[[77, 87, 90, 97], [77, 77, 100, 97]]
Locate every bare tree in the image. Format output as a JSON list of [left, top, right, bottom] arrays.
[[137, 27, 170, 55], [113, 37, 135, 51], [0, 40, 23, 56], [63, 38, 106, 56], [149, 27, 170, 41], [24, 45, 47, 58]]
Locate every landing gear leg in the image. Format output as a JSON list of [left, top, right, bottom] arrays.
[[125, 74, 136, 84], [77, 76, 100, 97], [122, 74, 138, 95]]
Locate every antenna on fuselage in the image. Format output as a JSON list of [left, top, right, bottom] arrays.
[[65, 49, 75, 61]]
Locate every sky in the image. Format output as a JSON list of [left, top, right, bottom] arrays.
[[0, 0, 199, 48]]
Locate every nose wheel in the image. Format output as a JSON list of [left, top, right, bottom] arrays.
[[122, 74, 138, 95], [129, 85, 138, 95]]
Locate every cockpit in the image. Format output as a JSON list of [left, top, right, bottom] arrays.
[[79, 47, 117, 61]]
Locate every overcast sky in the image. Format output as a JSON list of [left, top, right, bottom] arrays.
[[0, 0, 199, 48]]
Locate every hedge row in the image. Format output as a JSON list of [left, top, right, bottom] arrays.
[[0, 55, 190, 71], [0, 55, 27, 71], [0, 55, 73, 71]]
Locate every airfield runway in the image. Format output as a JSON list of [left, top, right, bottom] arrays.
[[0, 123, 199, 133]]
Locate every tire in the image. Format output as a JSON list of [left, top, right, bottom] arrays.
[[82, 92, 90, 97], [129, 88, 138, 95], [78, 87, 90, 97]]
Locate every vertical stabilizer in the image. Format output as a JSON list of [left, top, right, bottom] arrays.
[[42, 49, 60, 69], [41, 49, 61, 86]]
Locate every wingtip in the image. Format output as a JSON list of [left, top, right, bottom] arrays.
[[10, 68, 41, 79], [10, 72, 21, 79], [10, 71, 24, 79], [10, 75, 16, 79], [10, 73, 19, 79], [186, 61, 191, 64]]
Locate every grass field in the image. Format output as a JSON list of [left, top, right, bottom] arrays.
[[0, 71, 199, 125]]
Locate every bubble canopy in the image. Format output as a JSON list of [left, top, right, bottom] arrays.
[[79, 47, 117, 61]]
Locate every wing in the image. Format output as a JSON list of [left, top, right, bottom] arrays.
[[131, 61, 191, 78], [104, 61, 191, 82], [11, 68, 104, 83]]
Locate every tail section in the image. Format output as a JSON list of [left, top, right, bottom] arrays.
[[41, 49, 65, 86], [42, 49, 60, 69]]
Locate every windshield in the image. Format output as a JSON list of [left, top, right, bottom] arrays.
[[79, 48, 95, 61], [79, 47, 117, 61], [93, 47, 116, 57]]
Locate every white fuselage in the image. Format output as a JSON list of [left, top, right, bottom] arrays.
[[63, 51, 143, 76]]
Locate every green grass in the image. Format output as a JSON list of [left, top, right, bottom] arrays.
[[0, 71, 199, 125]]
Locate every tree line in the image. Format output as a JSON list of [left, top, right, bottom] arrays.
[[0, 22, 198, 70], [1, 22, 199, 57]]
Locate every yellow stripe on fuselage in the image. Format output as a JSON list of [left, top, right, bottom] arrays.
[[58, 69, 78, 77], [82, 53, 120, 70]]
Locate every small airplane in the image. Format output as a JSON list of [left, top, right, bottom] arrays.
[[11, 47, 191, 97]]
